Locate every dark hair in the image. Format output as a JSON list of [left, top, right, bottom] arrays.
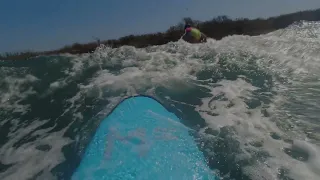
[[184, 24, 191, 29]]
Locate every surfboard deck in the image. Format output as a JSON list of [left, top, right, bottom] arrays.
[[72, 96, 217, 180]]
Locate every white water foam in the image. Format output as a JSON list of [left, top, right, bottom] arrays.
[[61, 23, 320, 179], [0, 74, 39, 115], [0, 118, 71, 180], [1, 21, 320, 180]]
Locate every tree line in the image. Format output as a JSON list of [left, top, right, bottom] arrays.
[[1, 8, 320, 60]]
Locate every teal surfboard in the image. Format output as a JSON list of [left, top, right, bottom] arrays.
[[72, 96, 217, 180]]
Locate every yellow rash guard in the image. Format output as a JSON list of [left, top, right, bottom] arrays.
[[185, 27, 201, 40]]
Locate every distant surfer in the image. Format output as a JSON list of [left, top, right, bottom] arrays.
[[182, 24, 207, 43]]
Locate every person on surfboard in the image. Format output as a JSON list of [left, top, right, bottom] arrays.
[[182, 24, 207, 43]]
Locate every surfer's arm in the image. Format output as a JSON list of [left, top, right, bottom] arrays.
[[182, 32, 194, 43], [200, 33, 207, 42]]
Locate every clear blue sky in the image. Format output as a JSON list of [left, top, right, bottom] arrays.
[[1, 0, 320, 53]]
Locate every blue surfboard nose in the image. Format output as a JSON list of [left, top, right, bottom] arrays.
[[72, 96, 218, 180]]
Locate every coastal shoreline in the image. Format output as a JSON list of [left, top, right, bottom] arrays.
[[1, 8, 320, 61]]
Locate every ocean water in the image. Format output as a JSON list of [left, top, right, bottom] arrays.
[[1, 21, 320, 180]]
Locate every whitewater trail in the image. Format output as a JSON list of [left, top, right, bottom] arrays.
[[0, 21, 320, 180]]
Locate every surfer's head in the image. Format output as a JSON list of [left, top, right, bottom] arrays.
[[184, 24, 191, 30]]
